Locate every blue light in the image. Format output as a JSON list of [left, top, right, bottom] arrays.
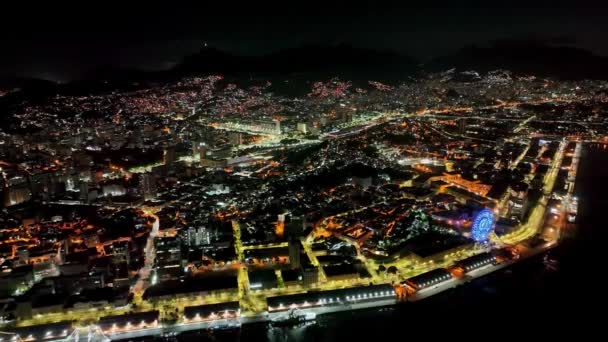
[[471, 209, 494, 242]]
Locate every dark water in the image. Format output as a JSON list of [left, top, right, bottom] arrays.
[[150, 144, 608, 341]]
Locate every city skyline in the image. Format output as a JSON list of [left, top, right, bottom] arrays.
[[0, 4, 606, 341]]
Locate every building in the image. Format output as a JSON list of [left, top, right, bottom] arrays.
[[192, 141, 208, 159], [163, 146, 176, 165], [458, 118, 467, 135], [248, 269, 277, 290], [229, 132, 243, 146], [352, 176, 372, 190], [323, 263, 359, 282], [4, 183, 31, 207], [206, 146, 232, 159], [102, 184, 126, 197], [154, 236, 182, 279], [200, 157, 227, 169], [110, 240, 130, 266], [296, 122, 308, 134], [288, 239, 301, 269], [6, 321, 75, 341], [186, 226, 211, 247], [402, 268, 452, 291], [456, 252, 498, 272], [79, 181, 89, 203], [143, 275, 238, 302], [427, 173, 492, 197], [0, 265, 34, 297], [285, 215, 306, 239], [301, 266, 319, 287], [508, 182, 528, 220], [98, 311, 159, 334], [267, 284, 396, 313], [17, 247, 30, 266], [183, 301, 240, 323], [223, 119, 281, 135], [243, 246, 288, 265], [139, 173, 157, 201], [281, 268, 303, 287]]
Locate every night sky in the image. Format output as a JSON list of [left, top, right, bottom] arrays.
[[2, 2, 607, 82]]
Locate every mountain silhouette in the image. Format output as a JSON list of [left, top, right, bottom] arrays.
[[427, 39, 608, 79]]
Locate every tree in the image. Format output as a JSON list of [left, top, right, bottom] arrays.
[[377, 265, 386, 273], [387, 266, 398, 274]]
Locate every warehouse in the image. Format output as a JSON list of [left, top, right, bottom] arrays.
[[457, 252, 498, 272], [403, 268, 452, 290], [5, 321, 74, 341], [267, 284, 395, 312], [97, 310, 159, 333], [183, 301, 240, 322]]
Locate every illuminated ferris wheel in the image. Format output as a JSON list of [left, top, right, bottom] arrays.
[[471, 208, 495, 242]]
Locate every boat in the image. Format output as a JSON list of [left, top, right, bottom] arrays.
[[210, 319, 242, 331], [270, 310, 316, 327]]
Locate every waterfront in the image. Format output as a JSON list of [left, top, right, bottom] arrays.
[[142, 143, 608, 341]]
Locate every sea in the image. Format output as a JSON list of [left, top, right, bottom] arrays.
[[141, 143, 608, 342]]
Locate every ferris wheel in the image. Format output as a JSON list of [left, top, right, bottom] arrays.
[[471, 208, 495, 242]]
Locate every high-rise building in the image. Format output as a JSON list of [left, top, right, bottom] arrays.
[[458, 118, 467, 135], [508, 182, 529, 220], [285, 215, 305, 239], [198, 148, 208, 162], [229, 132, 243, 146], [207, 146, 232, 159], [288, 239, 301, 269], [352, 176, 372, 190], [296, 122, 308, 134], [154, 236, 183, 280], [60, 238, 71, 263], [163, 146, 176, 165], [17, 247, 29, 266], [4, 185, 31, 207], [65, 176, 75, 192], [192, 141, 208, 159], [302, 265, 319, 287], [79, 181, 89, 203], [186, 226, 211, 247], [139, 173, 157, 201], [111, 240, 130, 266]]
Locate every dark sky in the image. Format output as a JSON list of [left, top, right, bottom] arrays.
[[2, 2, 607, 82]]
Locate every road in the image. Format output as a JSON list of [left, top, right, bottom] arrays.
[[500, 139, 566, 245], [133, 211, 160, 295]]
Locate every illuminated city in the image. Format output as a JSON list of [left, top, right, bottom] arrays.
[[1, 4, 607, 341]]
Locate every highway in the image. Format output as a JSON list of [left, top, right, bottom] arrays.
[[500, 139, 566, 245]]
